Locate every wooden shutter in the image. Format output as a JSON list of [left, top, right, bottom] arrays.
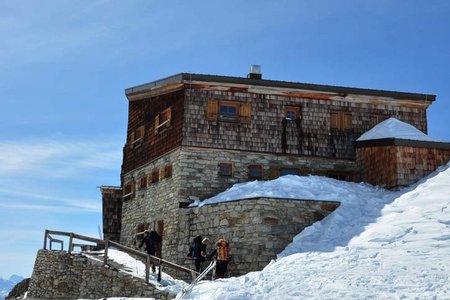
[[343, 113, 352, 130], [207, 100, 219, 120], [269, 168, 279, 179], [165, 165, 173, 178], [331, 112, 340, 129], [240, 103, 252, 124], [154, 115, 160, 134]]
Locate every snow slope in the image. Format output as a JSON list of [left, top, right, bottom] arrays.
[[181, 162, 450, 299], [81, 162, 450, 299]]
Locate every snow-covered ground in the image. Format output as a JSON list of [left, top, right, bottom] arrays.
[[81, 161, 450, 299]]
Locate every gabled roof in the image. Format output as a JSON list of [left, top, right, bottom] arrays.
[[125, 73, 436, 102]]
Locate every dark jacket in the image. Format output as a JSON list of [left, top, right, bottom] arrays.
[[139, 231, 162, 256]]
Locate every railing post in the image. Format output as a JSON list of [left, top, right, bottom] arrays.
[[157, 258, 162, 282], [104, 238, 109, 265], [68, 233, 73, 254], [43, 230, 48, 250], [145, 255, 150, 283]]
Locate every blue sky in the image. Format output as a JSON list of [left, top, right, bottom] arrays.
[[1, 1, 449, 278]]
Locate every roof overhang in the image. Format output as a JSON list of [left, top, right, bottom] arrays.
[[125, 73, 436, 106], [355, 138, 450, 150]]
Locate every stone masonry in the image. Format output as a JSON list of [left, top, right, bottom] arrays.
[[120, 146, 349, 274], [27, 250, 173, 300], [177, 197, 340, 278]]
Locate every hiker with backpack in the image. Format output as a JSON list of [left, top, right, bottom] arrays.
[[209, 238, 231, 279], [188, 235, 210, 273], [139, 230, 162, 272]]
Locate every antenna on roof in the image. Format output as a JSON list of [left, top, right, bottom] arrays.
[[248, 65, 262, 79]]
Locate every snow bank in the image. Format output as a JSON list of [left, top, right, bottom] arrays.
[[83, 162, 450, 299], [182, 163, 450, 299]]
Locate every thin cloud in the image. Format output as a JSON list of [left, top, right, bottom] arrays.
[[0, 138, 122, 177], [0, 200, 100, 213], [0, 186, 101, 212]]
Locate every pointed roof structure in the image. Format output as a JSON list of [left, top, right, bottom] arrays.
[[357, 117, 439, 142]]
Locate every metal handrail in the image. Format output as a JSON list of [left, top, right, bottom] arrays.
[[178, 260, 217, 299]]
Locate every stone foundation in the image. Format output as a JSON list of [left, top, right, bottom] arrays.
[[27, 250, 173, 300], [119, 146, 348, 278]]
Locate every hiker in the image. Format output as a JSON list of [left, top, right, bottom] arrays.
[[139, 230, 162, 272], [209, 238, 231, 279], [188, 236, 210, 273]]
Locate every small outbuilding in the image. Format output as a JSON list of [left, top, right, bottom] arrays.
[[355, 118, 450, 189]]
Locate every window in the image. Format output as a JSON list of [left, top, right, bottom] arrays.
[[219, 103, 238, 121], [130, 125, 145, 143], [207, 100, 251, 124], [331, 111, 352, 131], [123, 181, 135, 197], [151, 169, 159, 183], [155, 107, 172, 133], [280, 168, 300, 176], [248, 164, 263, 179], [137, 176, 147, 190], [164, 165, 173, 178], [219, 162, 233, 176], [285, 106, 301, 120]]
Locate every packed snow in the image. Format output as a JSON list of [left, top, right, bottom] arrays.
[[356, 117, 440, 142], [83, 249, 187, 296], [81, 162, 449, 299]]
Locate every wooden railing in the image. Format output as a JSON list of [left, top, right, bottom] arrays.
[[43, 229, 199, 283]]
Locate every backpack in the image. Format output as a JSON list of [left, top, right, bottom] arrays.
[[216, 239, 230, 261], [187, 246, 194, 258], [188, 235, 203, 258]]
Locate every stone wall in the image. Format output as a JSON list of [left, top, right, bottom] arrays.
[[177, 147, 355, 201], [120, 149, 184, 262], [27, 250, 173, 300], [120, 146, 349, 274], [176, 198, 340, 279]]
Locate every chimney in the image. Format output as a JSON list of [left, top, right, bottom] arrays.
[[247, 65, 262, 79]]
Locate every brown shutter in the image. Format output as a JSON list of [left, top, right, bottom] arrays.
[[130, 131, 135, 143], [207, 100, 219, 120], [269, 168, 279, 179], [331, 112, 339, 129], [154, 115, 160, 134], [343, 113, 352, 130], [240, 103, 252, 124], [166, 107, 172, 126]]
